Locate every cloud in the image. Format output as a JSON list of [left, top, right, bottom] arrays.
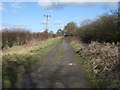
[[0, 3, 6, 12], [103, 2, 117, 10], [38, 0, 118, 10], [0, 2, 25, 13], [39, 0, 117, 2], [74, 18, 81, 21], [0, 27, 3, 31], [10, 2, 24, 8], [53, 20, 63, 25], [12, 24, 29, 28], [50, 25, 64, 29], [38, 1, 63, 10], [41, 20, 48, 24], [11, 9, 17, 13], [1, 22, 29, 29]]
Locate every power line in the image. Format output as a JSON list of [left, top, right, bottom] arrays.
[[44, 15, 51, 31]]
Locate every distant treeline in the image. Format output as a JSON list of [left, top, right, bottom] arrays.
[[1, 28, 59, 49], [57, 10, 119, 43]]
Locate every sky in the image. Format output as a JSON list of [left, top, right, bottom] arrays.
[[0, 1, 118, 33]]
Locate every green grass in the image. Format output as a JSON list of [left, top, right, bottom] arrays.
[[2, 37, 62, 88], [70, 41, 106, 88], [55, 40, 65, 64]]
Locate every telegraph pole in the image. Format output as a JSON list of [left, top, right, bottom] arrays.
[[118, 1, 120, 19], [118, 1, 120, 42], [44, 15, 51, 32]]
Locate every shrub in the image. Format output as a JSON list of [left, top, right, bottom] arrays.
[[78, 10, 118, 43], [1, 28, 59, 49]]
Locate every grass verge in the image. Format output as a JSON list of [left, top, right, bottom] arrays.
[[55, 40, 65, 64], [70, 41, 106, 88], [2, 37, 62, 88]]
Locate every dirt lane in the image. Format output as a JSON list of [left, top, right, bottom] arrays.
[[15, 38, 91, 88]]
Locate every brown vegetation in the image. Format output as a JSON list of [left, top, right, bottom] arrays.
[[1, 28, 59, 49], [69, 36, 120, 88]]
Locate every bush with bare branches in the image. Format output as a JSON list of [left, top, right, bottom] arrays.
[[1, 28, 59, 49]]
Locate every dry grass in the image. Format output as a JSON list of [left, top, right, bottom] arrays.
[[2, 37, 61, 56]]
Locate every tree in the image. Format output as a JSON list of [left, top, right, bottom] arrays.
[[78, 9, 118, 43], [43, 29, 48, 33], [49, 30, 53, 34], [80, 19, 92, 26], [56, 29, 64, 36], [64, 22, 78, 36]]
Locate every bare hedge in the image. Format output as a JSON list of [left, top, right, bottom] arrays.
[[1, 28, 59, 49]]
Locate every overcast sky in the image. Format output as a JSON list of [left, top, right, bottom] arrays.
[[0, 1, 118, 32]]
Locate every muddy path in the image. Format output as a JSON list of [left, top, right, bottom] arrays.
[[15, 38, 91, 88]]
